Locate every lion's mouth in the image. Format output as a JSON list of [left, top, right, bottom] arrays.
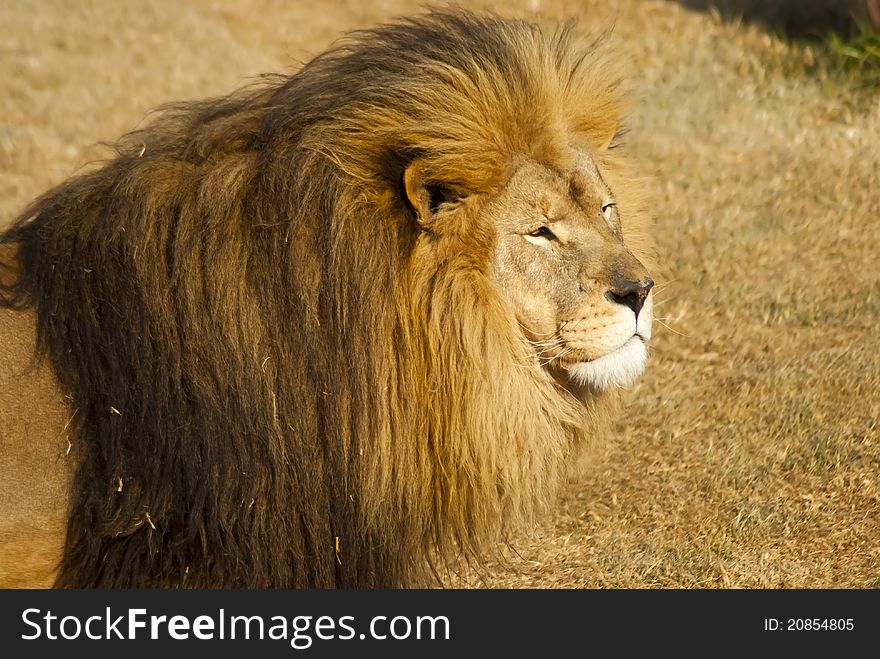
[[558, 335, 648, 391]]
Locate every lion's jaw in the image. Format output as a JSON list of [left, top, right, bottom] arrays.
[[564, 292, 653, 391]]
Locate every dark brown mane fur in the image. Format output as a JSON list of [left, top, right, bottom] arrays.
[[0, 9, 628, 587]]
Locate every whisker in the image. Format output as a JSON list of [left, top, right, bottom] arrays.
[[651, 281, 674, 293], [517, 321, 558, 339], [655, 318, 691, 337], [652, 294, 683, 308], [535, 348, 561, 361], [527, 336, 565, 353], [527, 335, 563, 344], [540, 345, 574, 367], [528, 337, 563, 349]]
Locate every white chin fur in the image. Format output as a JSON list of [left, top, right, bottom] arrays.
[[566, 337, 647, 391]]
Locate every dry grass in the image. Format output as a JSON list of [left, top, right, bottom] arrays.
[[677, 1, 880, 89], [1, 0, 877, 588], [675, 0, 868, 38]]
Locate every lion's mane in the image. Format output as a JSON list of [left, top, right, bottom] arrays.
[[0, 10, 636, 587]]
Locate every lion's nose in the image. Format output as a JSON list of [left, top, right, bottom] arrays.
[[607, 277, 653, 317]]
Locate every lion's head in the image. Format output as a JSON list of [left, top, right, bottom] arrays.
[[0, 10, 653, 588], [408, 153, 653, 394]]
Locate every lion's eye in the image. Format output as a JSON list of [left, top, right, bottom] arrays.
[[602, 201, 616, 222], [524, 226, 556, 245]]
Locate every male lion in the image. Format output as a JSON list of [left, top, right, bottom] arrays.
[[0, 10, 653, 587]]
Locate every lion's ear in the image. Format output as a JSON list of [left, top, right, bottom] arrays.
[[403, 159, 458, 225]]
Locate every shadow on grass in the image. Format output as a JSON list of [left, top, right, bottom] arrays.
[[671, 0, 879, 40]]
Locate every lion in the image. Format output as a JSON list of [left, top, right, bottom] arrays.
[[0, 10, 654, 588]]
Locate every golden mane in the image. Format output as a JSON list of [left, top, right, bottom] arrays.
[[0, 9, 645, 587]]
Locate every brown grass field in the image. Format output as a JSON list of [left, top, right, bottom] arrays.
[[1, 0, 877, 588]]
